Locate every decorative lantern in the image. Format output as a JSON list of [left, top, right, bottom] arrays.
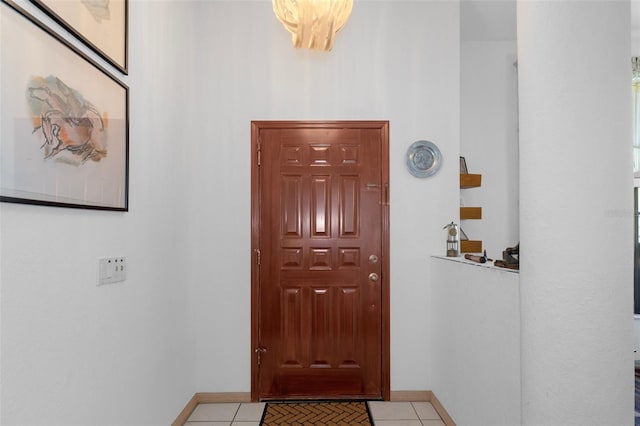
[[443, 222, 460, 257]]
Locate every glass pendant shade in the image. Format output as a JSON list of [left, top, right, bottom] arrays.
[[272, 0, 353, 51]]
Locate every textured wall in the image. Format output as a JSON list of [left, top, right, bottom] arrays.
[[518, 1, 634, 424]]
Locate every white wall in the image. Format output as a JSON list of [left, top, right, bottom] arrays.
[[633, 0, 640, 55], [634, 317, 640, 359], [460, 41, 519, 258], [1, 1, 461, 424], [430, 256, 520, 426], [0, 1, 196, 425], [632, 0, 640, 360], [518, 1, 634, 424], [2, 2, 636, 425], [183, 1, 461, 393]]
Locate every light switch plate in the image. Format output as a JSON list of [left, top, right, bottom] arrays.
[[99, 257, 126, 285]]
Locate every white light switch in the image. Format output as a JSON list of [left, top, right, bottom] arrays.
[[99, 257, 127, 285]]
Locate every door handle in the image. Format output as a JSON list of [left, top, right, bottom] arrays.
[[369, 273, 379, 282]]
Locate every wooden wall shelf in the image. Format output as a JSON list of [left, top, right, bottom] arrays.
[[460, 173, 482, 188], [460, 173, 482, 252], [461, 240, 482, 253], [460, 207, 482, 220]]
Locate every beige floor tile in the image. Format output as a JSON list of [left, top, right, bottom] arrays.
[[422, 420, 446, 426], [231, 422, 260, 426], [411, 401, 441, 420], [188, 403, 239, 421], [234, 403, 265, 421], [368, 401, 419, 420], [373, 421, 423, 426], [184, 422, 230, 426]]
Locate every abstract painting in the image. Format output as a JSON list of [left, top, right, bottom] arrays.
[[27, 75, 108, 165], [1, 0, 129, 210], [31, 0, 128, 73]]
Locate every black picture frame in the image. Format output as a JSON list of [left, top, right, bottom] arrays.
[[0, 0, 129, 211], [30, 0, 128, 74]]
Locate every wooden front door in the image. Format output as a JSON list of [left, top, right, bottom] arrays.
[[251, 121, 390, 401]]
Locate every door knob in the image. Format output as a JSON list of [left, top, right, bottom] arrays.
[[369, 273, 379, 282]]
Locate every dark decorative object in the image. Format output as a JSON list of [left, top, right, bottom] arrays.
[[494, 243, 519, 270], [460, 156, 468, 174]]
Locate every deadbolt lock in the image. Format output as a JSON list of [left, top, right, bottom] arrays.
[[369, 254, 379, 264]]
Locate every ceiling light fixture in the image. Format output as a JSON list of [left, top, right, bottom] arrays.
[[272, 0, 353, 51]]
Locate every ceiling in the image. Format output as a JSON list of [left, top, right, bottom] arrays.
[[461, 0, 516, 41]]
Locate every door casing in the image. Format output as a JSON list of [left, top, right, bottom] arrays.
[[250, 120, 390, 401]]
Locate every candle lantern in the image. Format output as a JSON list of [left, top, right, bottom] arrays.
[[443, 222, 460, 257]]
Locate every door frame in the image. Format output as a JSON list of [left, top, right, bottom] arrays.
[[250, 120, 390, 401]]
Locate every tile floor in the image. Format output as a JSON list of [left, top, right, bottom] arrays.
[[184, 401, 446, 426]]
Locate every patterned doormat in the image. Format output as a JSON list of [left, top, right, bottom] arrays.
[[260, 401, 372, 426]]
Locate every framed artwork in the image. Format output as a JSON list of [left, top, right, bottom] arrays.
[[31, 0, 128, 74], [0, 0, 129, 211]]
